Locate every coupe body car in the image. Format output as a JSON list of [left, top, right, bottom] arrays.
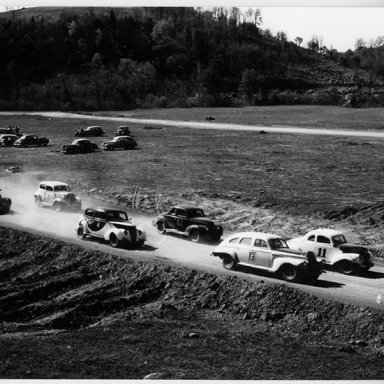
[[62, 139, 99, 154], [77, 207, 146, 248], [14, 134, 49, 147], [211, 232, 323, 282], [34, 181, 81, 211], [154, 205, 223, 243], [287, 228, 373, 275], [114, 126, 131, 136], [0, 134, 19, 147], [101, 136, 138, 151], [75, 126, 105, 137]]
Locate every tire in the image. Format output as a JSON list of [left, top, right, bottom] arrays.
[[189, 229, 201, 243], [156, 222, 166, 234], [337, 261, 356, 275], [280, 264, 300, 282], [77, 225, 86, 239], [222, 254, 237, 270], [53, 202, 62, 212], [109, 233, 120, 248]]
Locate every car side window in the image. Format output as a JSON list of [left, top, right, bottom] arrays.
[[46, 186, 53, 192], [308, 235, 315, 241], [169, 208, 177, 216], [229, 238, 239, 243], [239, 237, 252, 246], [85, 209, 94, 217], [254, 239, 268, 248], [317, 235, 331, 244], [176, 209, 187, 218], [94, 211, 106, 220], [39, 184, 45, 190]]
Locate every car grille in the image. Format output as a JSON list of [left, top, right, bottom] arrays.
[[128, 226, 137, 242]]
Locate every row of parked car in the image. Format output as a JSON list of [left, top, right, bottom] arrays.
[[0, 125, 138, 152], [32, 180, 375, 284]]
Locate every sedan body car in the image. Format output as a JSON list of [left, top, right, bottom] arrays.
[[62, 139, 99, 154], [287, 228, 374, 275], [101, 136, 138, 151], [14, 134, 49, 147], [75, 126, 105, 137], [77, 207, 146, 248], [114, 126, 131, 136], [211, 232, 323, 282], [34, 181, 81, 211], [0, 134, 19, 147], [153, 205, 223, 243]]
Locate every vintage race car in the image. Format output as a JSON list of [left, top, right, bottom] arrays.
[[101, 136, 138, 151], [77, 207, 146, 248], [14, 134, 49, 147], [153, 205, 223, 243], [34, 181, 81, 211], [211, 232, 323, 283], [0, 134, 19, 146], [75, 126, 105, 137], [114, 126, 131, 136], [287, 228, 374, 275], [62, 139, 99, 154]]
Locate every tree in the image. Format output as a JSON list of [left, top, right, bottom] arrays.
[[238, 68, 260, 104], [294, 36, 303, 47]]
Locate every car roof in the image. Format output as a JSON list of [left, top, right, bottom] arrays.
[[85, 206, 127, 213], [171, 205, 204, 211], [117, 126, 129, 129], [306, 228, 342, 237], [114, 135, 133, 140], [87, 126, 101, 129], [227, 232, 282, 241], [0, 134, 18, 138], [73, 139, 89, 142], [40, 181, 69, 187]]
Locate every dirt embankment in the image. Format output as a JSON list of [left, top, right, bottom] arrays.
[[1, 226, 384, 345]]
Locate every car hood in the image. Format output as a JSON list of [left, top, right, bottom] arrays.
[[189, 217, 216, 225], [110, 221, 135, 227], [337, 243, 369, 252], [274, 248, 305, 256]]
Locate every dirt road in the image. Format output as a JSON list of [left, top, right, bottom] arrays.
[[1, 177, 384, 310], [3, 111, 384, 138]]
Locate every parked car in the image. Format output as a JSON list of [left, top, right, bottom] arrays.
[[76, 207, 146, 248], [13, 134, 49, 147], [153, 205, 223, 243], [34, 181, 81, 211], [211, 232, 323, 282], [62, 139, 99, 154], [114, 126, 131, 136], [0, 189, 11, 215], [0, 126, 22, 137], [0, 134, 19, 147], [75, 126, 105, 137], [287, 228, 374, 275], [101, 136, 138, 151]]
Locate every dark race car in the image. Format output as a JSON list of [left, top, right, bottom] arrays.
[[114, 126, 131, 136], [13, 134, 49, 147], [75, 126, 105, 137], [62, 139, 99, 154], [153, 205, 223, 243], [101, 136, 138, 151], [0, 134, 19, 147]]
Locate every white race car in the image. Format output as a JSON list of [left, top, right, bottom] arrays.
[[77, 206, 146, 248], [287, 228, 374, 275], [211, 231, 323, 283]]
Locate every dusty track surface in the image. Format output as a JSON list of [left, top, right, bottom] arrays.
[[1, 176, 384, 309]]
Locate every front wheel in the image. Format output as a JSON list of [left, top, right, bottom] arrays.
[[280, 264, 300, 282], [337, 261, 356, 275], [77, 225, 86, 239], [109, 233, 120, 248], [156, 222, 166, 234], [189, 229, 201, 243]]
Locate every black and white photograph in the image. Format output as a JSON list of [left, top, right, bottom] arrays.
[[1, 0, 384, 380]]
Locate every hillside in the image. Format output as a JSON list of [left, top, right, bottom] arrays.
[[0, 6, 382, 110]]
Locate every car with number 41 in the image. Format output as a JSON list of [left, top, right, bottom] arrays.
[[287, 228, 374, 275]]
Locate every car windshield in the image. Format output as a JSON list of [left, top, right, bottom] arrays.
[[54, 185, 70, 192], [106, 210, 128, 221], [268, 238, 289, 249], [187, 209, 205, 218], [332, 234, 347, 246]]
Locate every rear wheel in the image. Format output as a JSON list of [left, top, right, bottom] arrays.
[[156, 222, 166, 234], [189, 229, 201, 243], [77, 225, 86, 239], [109, 233, 120, 248], [280, 264, 300, 282], [222, 255, 237, 270]]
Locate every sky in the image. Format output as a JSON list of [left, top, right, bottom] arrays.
[[0, 1, 383, 52]]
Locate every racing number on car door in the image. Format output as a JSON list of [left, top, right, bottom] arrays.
[[317, 248, 327, 258]]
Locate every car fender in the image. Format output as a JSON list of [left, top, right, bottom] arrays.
[[327, 251, 361, 266], [153, 216, 166, 226], [185, 224, 205, 235], [104, 228, 125, 241], [211, 246, 239, 262], [270, 256, 307, 272], [52, 197, 66, 205]]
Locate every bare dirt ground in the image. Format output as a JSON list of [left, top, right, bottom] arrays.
[[1, 107, 384, 379]]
